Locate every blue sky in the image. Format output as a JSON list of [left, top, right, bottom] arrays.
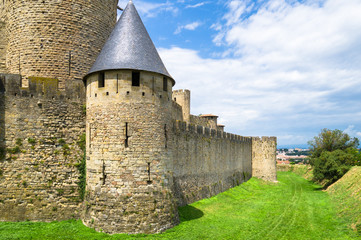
[[117, 0, 361, 147]]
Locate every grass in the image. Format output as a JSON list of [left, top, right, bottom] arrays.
[[327, 166, 361, 233], [0, 172, 359, 240]]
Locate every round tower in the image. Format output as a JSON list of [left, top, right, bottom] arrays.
[[83, 1, 178, 234], [5, 0, 117, 89]]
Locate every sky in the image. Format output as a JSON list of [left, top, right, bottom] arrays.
[[117, 0, 361, 147]]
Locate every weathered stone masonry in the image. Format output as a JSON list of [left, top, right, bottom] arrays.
[[3, 0, 117, 89], [0, 0, 277, 235], [84, 70, 178, 234], [0, 74, 85, 221], [172, 120, 253, 206]]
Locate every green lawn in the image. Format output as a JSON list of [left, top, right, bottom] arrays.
[[0, 172, 359, 240]]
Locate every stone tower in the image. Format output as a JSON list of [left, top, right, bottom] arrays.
[[83, 1, 178, 234], [172, 89, 191, 122], [1, 0, 117, 89]]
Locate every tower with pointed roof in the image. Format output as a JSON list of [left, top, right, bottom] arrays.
[[83, 1, 179, 233]]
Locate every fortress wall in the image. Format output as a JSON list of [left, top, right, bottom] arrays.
[[189, 114, 217, 129], [172, 89, 190, 122], [0, 1, 6, 73], [172, 101, 184, 122], [5, 0, 117, 89], [252, 137, 277, 182], [0, 74, 85, 221], [0, 21, 6, 73], [84, 71, 178, 234], [172, 121, 252, 206]]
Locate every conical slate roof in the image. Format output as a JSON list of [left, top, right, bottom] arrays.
[[85, 0, 174, 84]]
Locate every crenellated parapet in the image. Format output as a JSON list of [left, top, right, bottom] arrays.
[[171, 120, 253, 206], [173, 120, 251, 143], [0, 74, 85, 101]]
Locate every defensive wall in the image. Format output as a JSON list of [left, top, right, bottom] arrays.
[[0, 0, 6, 73], [252, 137, 277, 182], [0, 72, 277, 232], [83, 70, 178, 234], [0, 0, 276, 232], [1, 0, 117, 89], [0, 73, 85, 221], [172, 120, 253, 206]]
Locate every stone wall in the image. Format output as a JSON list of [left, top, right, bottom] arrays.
[[0, 1, 6, 73], [190, 114, 216, 129], [172, 89, 190, 122], [172, 121, 253, 206], [84, 70, 178, 234], [5, 0, 117, 89], [0, 74, 85, 221], [252, 137, 277, 182], [0, 20, 6, 73]]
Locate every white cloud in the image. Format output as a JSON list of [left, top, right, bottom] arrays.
[[159, 0, 361, 145], [343, 125, 361, 139], [174, 21, 202, 34], [185, 2, 209, 9]]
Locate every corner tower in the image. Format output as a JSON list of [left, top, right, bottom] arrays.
[[83, 1, 178, 234], [4, 0, 117, 89]]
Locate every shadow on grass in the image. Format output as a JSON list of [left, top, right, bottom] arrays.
[[312, 186, 324, 191], [178, 205, 204, 222]]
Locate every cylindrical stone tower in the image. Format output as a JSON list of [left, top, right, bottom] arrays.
[[5, 0, 117, 89], [83, 1, 179, 234]]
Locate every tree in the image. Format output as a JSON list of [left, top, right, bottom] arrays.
[[308, 129, 360, 187]]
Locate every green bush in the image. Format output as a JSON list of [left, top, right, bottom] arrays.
[[308, 129, 360, 187], [312, 149, 358, 186]]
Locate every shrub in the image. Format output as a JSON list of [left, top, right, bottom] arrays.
[[308, 129, 360, 187]]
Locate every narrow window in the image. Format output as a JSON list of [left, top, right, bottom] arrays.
[[132, 71, 140, 86], [102, 161, 106, 185], [163, 77, 168, 91], [125, 122, 129, 148], [68, 51, 71, 76], [98, 72, 105, 88], [147, 163, 152, 184], [116, 74, 119, 93], [164, 124, 168, 149]]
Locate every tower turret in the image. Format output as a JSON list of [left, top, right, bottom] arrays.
[[83, 1, 178, 234], [4, 0, 117, 89]]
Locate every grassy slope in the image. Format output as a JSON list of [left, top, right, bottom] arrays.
[[327, 166, 361, 233], [0, 172, 359, 240]]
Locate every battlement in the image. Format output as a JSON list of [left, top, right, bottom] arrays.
[[174, 120, 252, 143], [172, 89, 190, 94], [252, 136, 277, 142], [0, 74, 85, 101]]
